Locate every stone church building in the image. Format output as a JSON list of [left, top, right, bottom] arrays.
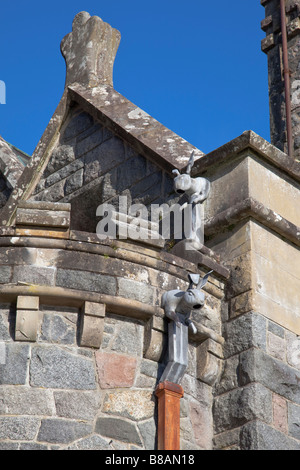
[[0, 1, 299, 450]]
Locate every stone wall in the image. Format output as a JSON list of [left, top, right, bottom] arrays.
[[210, 219, 300, 449], [0, 303, 155, 450], [30, 105, 175, 233], [214, 291, 300, 449], [0, 224, 226, 450], [193, 132, 300, 450]]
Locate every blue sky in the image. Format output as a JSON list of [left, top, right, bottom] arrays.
[[0, 0, 269, 157]]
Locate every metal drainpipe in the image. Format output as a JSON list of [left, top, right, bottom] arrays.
[[280, 0, 293, 157]]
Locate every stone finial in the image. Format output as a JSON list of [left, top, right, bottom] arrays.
[[61, 11, 121, 89]]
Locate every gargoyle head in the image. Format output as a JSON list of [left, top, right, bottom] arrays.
[[172, 151, 195, 195], [181, 271, 212, 310]]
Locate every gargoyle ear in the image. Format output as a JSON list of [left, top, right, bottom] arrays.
[[172, 169, 180, 177], [188, 273, 200, 289], [185, 151, 195, 175], [197, 270, 213, 289]]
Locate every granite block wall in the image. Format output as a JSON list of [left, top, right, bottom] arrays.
[[213, 310, 300, 450], [0, 302, 215, 450], [0, 231, 226, 450]]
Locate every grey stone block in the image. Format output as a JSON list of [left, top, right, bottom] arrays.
[[118, 278, 154, 304], [64, 168, 83, 196], [288, 403, 300, 440], [140, 358, 159, 379], [0, 386, 54, 416], [54, 391, 101, 420], [12, 265, 56, 286], [19, 443, 48, 450], [286, 331, 300, 370], [0, 246, 37, 266], [215, 354, 239, 395], [83, 136, 125, 185], [110, 319, 143, 356], [62, 112, 95, 142], [67, 434, 111, 450], [239, 348, 300, 404], [0, 442, 19, 450], [44, 145, 76, 177], [95, 417, 142, 446], [213, 383, 272, 434], [138, 419, 157, 450], [240, 420, 300, 450], [0, 344, 30, 385], [115, 155, 147, 192], [40, 314, 76, 345], [37, 418, 92, 444], [76, 122, 104, 143], [75, 127, 103, 157], [130, 171, 163, 200], [56, 268, 116, 295], [0, 417, 40, 441], [0, 309, 11, 340], [224, 311, 267, 358], [44, 158, 84, 189], [0, 266, 12, 284], [30, 345, 96, 390], [213, 427, 241, 450]]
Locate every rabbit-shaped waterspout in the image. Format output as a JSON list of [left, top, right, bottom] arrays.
[[172, 152, 210, 250], [160, 271, 213, 384], [161, 271, 212, 334], [172, 151, 210, 205]]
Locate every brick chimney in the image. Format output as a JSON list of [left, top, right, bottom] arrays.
[[261, 0, 300, 160]]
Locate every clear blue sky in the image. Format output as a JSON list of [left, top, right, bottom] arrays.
[[0, 0, 269, 157]]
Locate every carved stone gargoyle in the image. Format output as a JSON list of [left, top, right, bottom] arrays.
[[172, 151, 210, 250], [160, 271, 212, 384]]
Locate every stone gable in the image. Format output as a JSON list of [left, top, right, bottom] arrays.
[[29, 105, 174, 232]]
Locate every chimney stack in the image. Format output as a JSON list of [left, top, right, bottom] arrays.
[[261, 0, 300, 160]]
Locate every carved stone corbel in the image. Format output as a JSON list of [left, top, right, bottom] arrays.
[[196, 338, 223, 386], [80, 301, 106, 348], [15, 295, 40, 342], [143, 316, 166, 363]]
